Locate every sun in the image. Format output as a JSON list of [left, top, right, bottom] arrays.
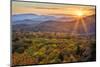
[[77, 12, 83, 16], [75, 11, 84, 17]]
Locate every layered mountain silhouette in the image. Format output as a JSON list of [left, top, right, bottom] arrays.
[[12, 14, 96, 35]]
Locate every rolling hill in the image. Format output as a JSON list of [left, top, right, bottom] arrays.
[[12, 14, 96, 35]]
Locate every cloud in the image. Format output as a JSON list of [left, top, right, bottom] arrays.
[[12, 1, 95, 16]]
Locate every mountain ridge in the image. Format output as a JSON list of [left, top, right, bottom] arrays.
[[12, 14, 96, 35]]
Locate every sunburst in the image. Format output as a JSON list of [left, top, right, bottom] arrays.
[[71, 10, 88, 35]]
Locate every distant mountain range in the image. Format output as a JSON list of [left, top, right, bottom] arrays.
[[12, 14, 96, 35], [12, 14, 56, 24]]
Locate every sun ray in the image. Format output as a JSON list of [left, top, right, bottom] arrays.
[[71, 18, 80, 35], [81, 18, 88, 34], [71, 9, 89, 36]]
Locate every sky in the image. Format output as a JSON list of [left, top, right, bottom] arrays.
[[12, 1, 95, 16]]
